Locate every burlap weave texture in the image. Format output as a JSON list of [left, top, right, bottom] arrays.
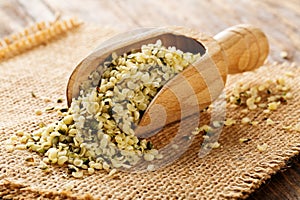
[[0, 23, 300, 199]]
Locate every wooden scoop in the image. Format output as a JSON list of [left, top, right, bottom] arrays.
[[67, 24, 269, 147]]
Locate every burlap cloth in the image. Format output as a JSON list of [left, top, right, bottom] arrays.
[[0, 20, 300, 200]]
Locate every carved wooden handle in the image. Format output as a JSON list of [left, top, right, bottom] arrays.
[[136, 25, 269, 146], [214, 24, 269, 74]]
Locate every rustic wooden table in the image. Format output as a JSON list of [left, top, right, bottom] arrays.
[[0, 0, 299, 199]]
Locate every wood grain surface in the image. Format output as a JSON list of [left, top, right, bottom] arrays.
[[0, 0, 299, 199]]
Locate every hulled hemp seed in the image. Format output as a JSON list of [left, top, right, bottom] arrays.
[[13, 40, 201, 177]]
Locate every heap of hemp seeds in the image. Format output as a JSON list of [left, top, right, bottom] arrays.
[[10, 40, 201, 178]]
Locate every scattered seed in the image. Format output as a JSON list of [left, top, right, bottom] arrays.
[[224, 118, 236, 126], [57, 156, 68, 166], [35, 110, 42, 116], [203, 135, 210, 139], [147, 164, 155, 171], [103, 162, 110, 171], [25, 157, 34, 162], [285, 71, 294, 78], [16, 130, 24, 137], [88, 168, 95, 174], [191, 128, 201, 135], [212, 121, 222, 128], [209, 142, 220, 149], [45, 107, 55, 112], [108, 168, 117, 176], [38, 122, 46, 128], [285, 92, 293, 99], [241, 117, 251, 124], [57, 98, 64, 103], [280, 51, 289, 59], [250, 121, 259, 126], [73, 158, 83, 167], [294, 123, 300, 132], [144, 153, 155, 161], [257, 143, 268, 152], [16, 144, 27, 150], [268, 102, 280, 111], [93, 163, 102, 170], [72, 170, 83, 178], [266, 118, 275, 125], [39, 161, 48, 170], [43, 97, 52, 103], [200, 125, 213, 133], [239, 138, 251, 143], [31, 91, 37, 98], [155, 154, 163, 159], [241, 109, 249, 114], [282, 125, 292, 130], [63, 183, 74, 190]]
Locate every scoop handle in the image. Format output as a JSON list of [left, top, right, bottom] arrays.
[[214, 24, 269, 74]]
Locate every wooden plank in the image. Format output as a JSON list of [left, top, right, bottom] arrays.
[[43, 0, 133, 30], [17, 0, 55, 22], [0, 0, 33, 37], [42, 0, 300, 63], [0, 0, 56, 37]]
